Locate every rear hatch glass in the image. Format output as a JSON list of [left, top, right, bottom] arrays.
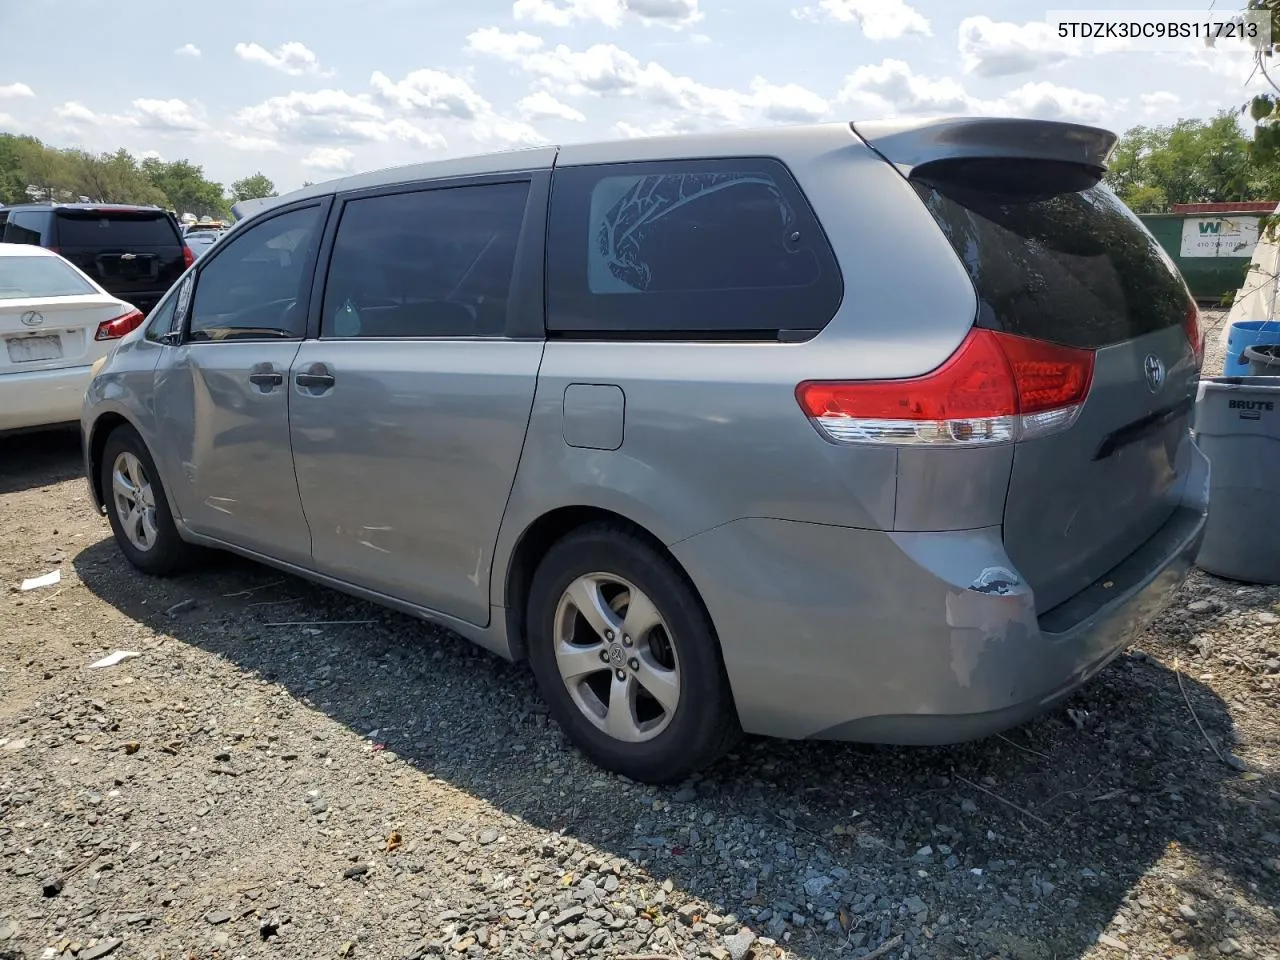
[[55, 210, 185, 309], [912, 158, 1198, 613]]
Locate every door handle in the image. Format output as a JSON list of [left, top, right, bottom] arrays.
[[295, 372, 336, 389], [248, 371, 284, 387]]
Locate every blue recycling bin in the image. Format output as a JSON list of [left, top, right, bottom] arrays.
[[1224, 320, 1280, 375]]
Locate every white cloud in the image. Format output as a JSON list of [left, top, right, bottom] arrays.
[[612, 116, 705, 138], [0, 113, 15, 130], [957, 16, 1076, 77], [469, 28, 825, 128], [468, 115, 548, 146], [370, 68, 491, 120], [1141, 91, 1180, 109], [838, 59, 971, 114], [133, 98, 208, 132], [219, 133, 285, 153], [1187, 48, 1267, 94], [232, 89, 384, 143], [54, 97, 216, 136], [56, 101, 108, 124], [174, 43, 201, 58], [467, 27, 545, 59], [622, 0, 701, 27], [838, 59, 1108, 125], [234, 41, 326, 76], [747, 77, 830, 122], [994, 82, 1108, 123], [793, 0, 930, 41], [0, 82, 35, 99], [302, 146, 356, 172], [229, 77, 547, 153], [517, 90, 587, 122], [513, 0, 701, 29], [367, 67, 544, 146]]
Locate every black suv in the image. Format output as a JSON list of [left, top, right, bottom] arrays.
[[0, 203, 192, 314]]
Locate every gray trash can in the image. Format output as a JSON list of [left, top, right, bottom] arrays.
[[1245, 343, 1280, 376], [1193, 377, 1280, 584]]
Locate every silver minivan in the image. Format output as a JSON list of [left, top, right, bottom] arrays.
[[82, 117, 1210, 783]]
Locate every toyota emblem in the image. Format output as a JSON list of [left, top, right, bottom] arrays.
[[1143, 353, 1165, 393], [19, 310, 44, 327]]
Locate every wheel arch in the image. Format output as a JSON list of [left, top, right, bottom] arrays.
[[501, 505, 718, 664], [87, 410, 144, 512]]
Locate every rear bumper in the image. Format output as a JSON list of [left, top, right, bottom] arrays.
[[670, 442, 1210, 743], [0, 365, 94, 433]]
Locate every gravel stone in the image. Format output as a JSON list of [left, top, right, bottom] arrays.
[[1, 373, 1277, 960], [80, 940, 123, 960]]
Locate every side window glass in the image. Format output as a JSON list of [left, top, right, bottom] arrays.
[[4, 211, 45, 245], [547, 158, 843, 335], [187, 205, 323, 342], [174, 272, 194, 330], [143, 273, 193, 343], [143, 294, 179, 343], [321, 180, 530, 339]]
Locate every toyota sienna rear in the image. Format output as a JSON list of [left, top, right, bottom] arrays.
[[82, 117, 1209, 783]]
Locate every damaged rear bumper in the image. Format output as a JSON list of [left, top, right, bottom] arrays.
[[669, 446, 1210, 744]]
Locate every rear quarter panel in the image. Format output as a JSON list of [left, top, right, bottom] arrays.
[[493, 123, 985, 601]]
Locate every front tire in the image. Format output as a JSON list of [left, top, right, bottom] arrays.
[[100, 425, 196, 576], [526, 523, 739, 783]]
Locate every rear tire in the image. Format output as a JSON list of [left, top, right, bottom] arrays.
[[526, 522, 740, 783], [100, 425, 196, 576]]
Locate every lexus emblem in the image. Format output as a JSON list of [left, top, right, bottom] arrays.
[[19, 310, 44, 327], [1143, 353, 1165, 393]]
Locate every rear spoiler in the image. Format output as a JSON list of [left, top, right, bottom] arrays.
[[851, 117, 1117, 178]]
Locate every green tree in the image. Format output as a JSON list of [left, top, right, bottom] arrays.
[[1104, 114, 1262, 210], [70, 148, 169, 206], [1123, 184, 1169, 213], [0, 133, 75, 202], [0, 133, 45, 203], [230, 172, 277, 202], [142, 158, 229, 219]]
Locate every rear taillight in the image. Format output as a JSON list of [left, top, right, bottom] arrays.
[[182, 245, 195, 268], [1183, 302, 1204, 369], [95, 308, 146, 341], [796, 328, 1095, 446]]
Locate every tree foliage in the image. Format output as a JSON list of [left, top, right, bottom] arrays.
[[0, 130, 238, 218], [1235, 1, 1280, 233], [230, 173, 277, 203], [1103, 113, 1278, 212], [141, 158, 229, 218]]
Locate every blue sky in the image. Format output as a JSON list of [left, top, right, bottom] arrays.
[[0, 0, 1267, 196]]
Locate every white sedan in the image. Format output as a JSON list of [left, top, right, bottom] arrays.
[[0, 243, 145, 433]]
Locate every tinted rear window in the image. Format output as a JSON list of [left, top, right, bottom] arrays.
[[3, 210, 49, 245], [0, 256, 96, 299], [911, 159, 1192, 350], [547, 157, 843, 337], [321, 180, 530, 339], [55, 212, 179, 248]]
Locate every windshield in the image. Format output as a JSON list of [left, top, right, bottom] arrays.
[[0, 255, 97, 299]]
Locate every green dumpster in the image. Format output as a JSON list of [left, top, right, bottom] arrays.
[[1139, 212, 1259, 302]]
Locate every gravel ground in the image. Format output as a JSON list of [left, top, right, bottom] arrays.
[[2, 315, 1277, 960]]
